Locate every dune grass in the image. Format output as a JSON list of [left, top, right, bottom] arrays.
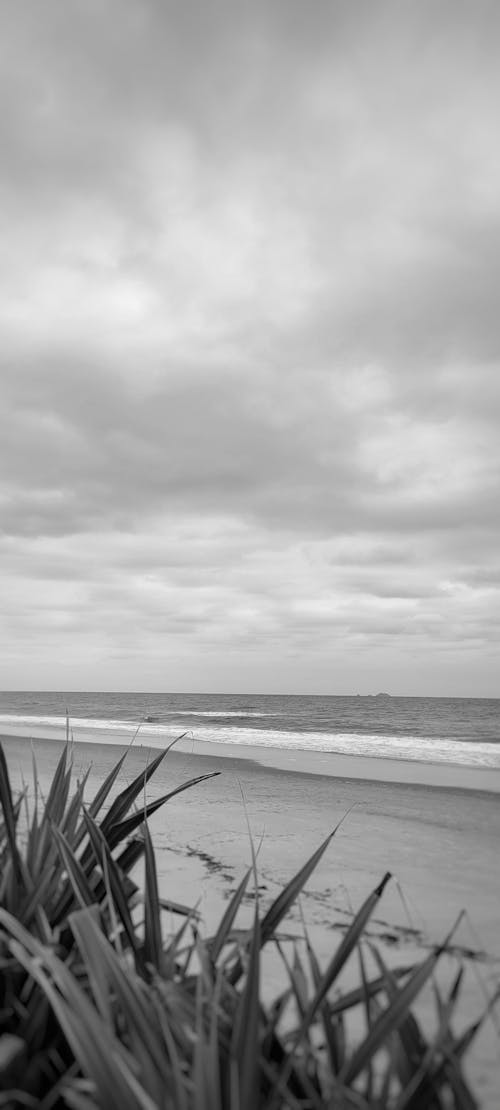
[[0, 737, 495, 1109]]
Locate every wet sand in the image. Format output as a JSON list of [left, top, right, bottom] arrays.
[[2, 732, 500, 1106]]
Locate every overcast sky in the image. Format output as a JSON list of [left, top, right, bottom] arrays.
[[1, 1, 499, 695]]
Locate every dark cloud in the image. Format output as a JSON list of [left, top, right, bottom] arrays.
[[2, 353, 498, 542]]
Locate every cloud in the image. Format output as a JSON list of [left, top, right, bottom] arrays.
[[0, 1, 499, 692]]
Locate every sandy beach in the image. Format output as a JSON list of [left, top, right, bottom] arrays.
[[3, 731, 500, 1106]]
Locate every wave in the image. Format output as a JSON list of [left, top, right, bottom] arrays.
[[1, 713, 500, 769], [159, 710, 276, 719]]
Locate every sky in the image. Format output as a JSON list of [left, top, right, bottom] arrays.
[[1, 1, 499, 696]]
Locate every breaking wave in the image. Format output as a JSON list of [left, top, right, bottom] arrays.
[[1, 713, 499, 769]]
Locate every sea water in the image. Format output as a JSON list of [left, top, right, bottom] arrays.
[[0, 691, 499, 769]]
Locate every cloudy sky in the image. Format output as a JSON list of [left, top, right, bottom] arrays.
[[1, 1, 499, 695]]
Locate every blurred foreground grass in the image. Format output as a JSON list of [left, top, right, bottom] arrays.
[[0, 735, 497, 1109]]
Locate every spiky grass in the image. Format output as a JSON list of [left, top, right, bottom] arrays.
[[0, 739, 494, 1109]]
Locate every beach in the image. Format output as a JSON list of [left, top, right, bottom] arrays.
[[3, 731, 500, 1106]]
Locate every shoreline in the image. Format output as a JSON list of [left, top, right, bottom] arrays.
[[2, 722, 500, 794], [4, 731, 499, 931]]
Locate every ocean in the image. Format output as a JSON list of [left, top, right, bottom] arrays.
[[0, 690, 499, 769]]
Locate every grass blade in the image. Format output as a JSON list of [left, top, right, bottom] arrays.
[[261, 822, 348, 948], [105, 771, 221, 850], [143, 821, 162, 970], [231, 905, 261, 1110], [229, 819, 348, 988], [210, 867, 251, 964], [81, 809, 140, 962], [52, 826, 98, 912], [100, 734, 191, 836], [296, 872, 392, 1044], [340, 947, 444, 1086], [0, 743, 23, 881]]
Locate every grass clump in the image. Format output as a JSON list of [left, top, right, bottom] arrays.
[[0, 738, 494, 1109]]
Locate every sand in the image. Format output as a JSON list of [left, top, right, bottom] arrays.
[[2, 731, 500, 1106]]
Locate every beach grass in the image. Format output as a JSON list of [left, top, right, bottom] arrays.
[[0, 736, 495, 1109]]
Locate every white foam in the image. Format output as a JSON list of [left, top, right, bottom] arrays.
[[160, 709, 274, 718], [1, 713, 499, 769]]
